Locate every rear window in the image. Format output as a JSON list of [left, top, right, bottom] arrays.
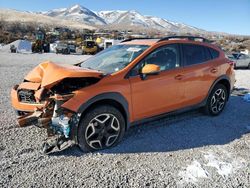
[[182, 44, 210, 66], [209, 48, 220, 59]]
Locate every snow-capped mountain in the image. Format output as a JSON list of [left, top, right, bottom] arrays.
[[97, 10, 127, 24], [100, 10, 148, 26], [41, 4, 205, 33], [98, 10, 203, 33], [98, 10, 173, 31], [0, 8, 95, 30], [42, 4, 106, 25]]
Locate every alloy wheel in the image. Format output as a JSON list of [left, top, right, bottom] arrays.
[[85, 113, 120, 150], [210, 88, 226, 114]]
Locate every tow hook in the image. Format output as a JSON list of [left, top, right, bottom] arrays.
[[42, 135, 69, 154]]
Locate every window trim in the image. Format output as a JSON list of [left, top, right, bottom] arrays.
[[126, 43, 182, 78], [205, 47, 213, 60], [208, 47, 220, 60]]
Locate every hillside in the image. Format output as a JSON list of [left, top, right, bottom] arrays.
[[43, 5, 106, 25], [0, 8, 96, 30], [41, 4, 206, 34]]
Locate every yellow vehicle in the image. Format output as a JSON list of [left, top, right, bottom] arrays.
[[82, 40, 98, 55], [96, 37, 102, 44]]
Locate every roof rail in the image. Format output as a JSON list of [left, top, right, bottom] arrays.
[[121, 38, 157, 43], [158, 36, 211, 43]]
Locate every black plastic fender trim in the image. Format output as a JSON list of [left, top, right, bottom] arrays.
[[77, 92, 130, 128]]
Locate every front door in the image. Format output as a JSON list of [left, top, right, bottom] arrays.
[[128, 44, 185, 121]]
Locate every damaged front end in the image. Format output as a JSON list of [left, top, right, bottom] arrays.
[[11, 61, 103, 153]]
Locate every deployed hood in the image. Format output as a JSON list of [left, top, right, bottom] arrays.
[[25, 61, 103, 88]]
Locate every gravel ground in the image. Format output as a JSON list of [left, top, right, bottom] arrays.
[[0, 51, 249, 188]]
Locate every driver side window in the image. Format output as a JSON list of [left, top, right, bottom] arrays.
[[130, 44, 180, 76]]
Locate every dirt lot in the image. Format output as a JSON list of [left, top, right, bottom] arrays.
[[0, 51, 249, 187]]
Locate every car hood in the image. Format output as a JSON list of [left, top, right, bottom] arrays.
[[25, 61, 103, 88]]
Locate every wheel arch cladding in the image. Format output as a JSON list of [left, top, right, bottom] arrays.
[[77, 92, 130, 130], [216, 80, 230, 99], [209, 75, 231, 101]]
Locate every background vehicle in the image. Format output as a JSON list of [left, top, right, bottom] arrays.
[[56, 43, 70, 54], [11, 36, 235, 153], [104, 39, 122, 49], [82, 40, 98, 55], [228, 53, 250, 69], [68, 44, 76, 53], [10, 45, 17, 53], [32, 28, 50, 53], [81, 34, 100, 55]]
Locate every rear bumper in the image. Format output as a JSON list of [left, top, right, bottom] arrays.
[[231, 71, 236, 91]]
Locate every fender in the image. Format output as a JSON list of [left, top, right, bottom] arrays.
[[70, 92, 130, 144], [77, 92, 130, 128], [203, 75, 231, 105]]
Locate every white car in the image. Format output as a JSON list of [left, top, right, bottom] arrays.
[[228, 53, 250, 69]]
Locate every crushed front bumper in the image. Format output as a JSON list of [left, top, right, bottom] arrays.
[[11, 83, 82, 153], [11, 86, 47, 127], [11, 84, 79, 136], [11, 86, 46, 112]]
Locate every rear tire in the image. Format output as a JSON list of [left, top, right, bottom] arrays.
[[77, 105, 126, 152], [204, 84, 228, 116]]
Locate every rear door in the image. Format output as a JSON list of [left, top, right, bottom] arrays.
[[179, 43, 220, 106]]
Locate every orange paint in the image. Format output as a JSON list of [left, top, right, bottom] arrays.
[[11, 39, 235, 126]]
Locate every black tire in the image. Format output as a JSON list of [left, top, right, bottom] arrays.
[[204, 84, 228, 116], [248, 63, 250, 69], [78, 105, 126, 152], [234, 63, 237, 69]]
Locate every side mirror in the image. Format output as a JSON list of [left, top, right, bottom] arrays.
[[141, 64, 160, 75], [140, 64, 160, 80]]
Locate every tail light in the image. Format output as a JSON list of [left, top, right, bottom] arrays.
[[227, 59, 235, 66]]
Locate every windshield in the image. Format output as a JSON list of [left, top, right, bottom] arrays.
[[81, 44, 149, 74], [232, 53, 240, 59]]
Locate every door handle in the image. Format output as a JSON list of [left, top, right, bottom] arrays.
[[175, 74, 183, 80], [210, 68, 218, 73]]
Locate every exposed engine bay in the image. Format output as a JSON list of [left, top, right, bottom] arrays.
[[11, 62, 103, 153]]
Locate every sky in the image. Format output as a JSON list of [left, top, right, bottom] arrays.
[[0, 0, 249, 35]]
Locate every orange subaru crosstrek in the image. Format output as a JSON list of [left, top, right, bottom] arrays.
[[11, 36, 235, 153]]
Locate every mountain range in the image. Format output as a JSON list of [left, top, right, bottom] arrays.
[[41, 4, 205, 34]]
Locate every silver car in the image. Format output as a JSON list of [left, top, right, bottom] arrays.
[[228, 53, 250, 69]]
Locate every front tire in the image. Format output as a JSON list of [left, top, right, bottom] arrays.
[[204, 84, 228, 116], [78, 105, 126, 152]]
